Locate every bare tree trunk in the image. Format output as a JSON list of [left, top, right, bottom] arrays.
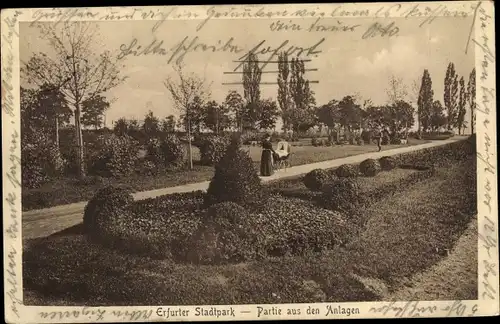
[[187, 119, 193, 170], [55, 115, 60, 150], [471, 109, 474, 134], [75, 103, 85, 179]]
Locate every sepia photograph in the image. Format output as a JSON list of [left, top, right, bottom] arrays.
[[2, 1, 498, 322]]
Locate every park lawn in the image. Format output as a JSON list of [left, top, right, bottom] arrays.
[[22, 139, 427, 211], [23, 158, 476, 305]]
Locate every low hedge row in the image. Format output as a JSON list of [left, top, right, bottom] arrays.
[[83, 188, 353, 263]]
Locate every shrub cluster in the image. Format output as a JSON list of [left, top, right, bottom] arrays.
[[205, 139, 263, 207], [86, 134, 140, 178], [247, 196, 355, 257], [303, 169, 332, 191], [199, 135, 230, 166], [320, 178, 360, 212], [359, 158, 381, 177], [361, 130, 373, 144], [379, 156, 397, 171], [334, 164, 358, 178], [22, 131, 64, 189]]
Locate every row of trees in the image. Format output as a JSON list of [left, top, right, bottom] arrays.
[[417, 64, 476, 135]]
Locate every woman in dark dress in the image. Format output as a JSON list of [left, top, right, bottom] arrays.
[[260, 134, 275, 176]]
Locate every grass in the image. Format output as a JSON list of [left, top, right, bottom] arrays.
[[22, 138, 428, 211], [23, 156, 476, 305]]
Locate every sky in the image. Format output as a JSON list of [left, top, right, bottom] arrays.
[[20, 14, 475, 132]]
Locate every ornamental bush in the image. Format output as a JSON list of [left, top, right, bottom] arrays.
[[199, 135, 230, 166], [379, 156, 397, 171], [205, 138, 263, 208], [303, 169, 331, 191], [160, 134, 185, 168], [83, 185, 134, 237], [359, 159, 381, 177], [21, 131, 64, 189], [86, 134, 140, 178], [335, 164, 358, 178], [320, 178, 360, 212]]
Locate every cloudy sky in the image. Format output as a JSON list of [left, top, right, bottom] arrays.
[[20, 14, 475, 131]]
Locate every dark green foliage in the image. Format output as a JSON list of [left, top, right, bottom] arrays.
[[303, 169, 331, 191], [160, 134, 185, 168], [86, 134, 140, 178], [22, 131, 64, 189], [246, 196, 355, 257], [359, 159, 381, 177], [83, 185, 134, 237], [205, 138, 263, 207], [187, 202, 257, 264], [199, 135, 230, 166], [379, 156, 397, 171], [321, 178, 360, 212], [361, 130, 373, 144], [335, 164, 358, 178]]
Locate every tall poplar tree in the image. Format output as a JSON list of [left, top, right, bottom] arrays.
[[444, 62, 459, 130], [417, 69, 434, 132], [467, 68, 476, 134]]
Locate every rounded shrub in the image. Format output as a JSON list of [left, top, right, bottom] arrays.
[[359, 158, 381, 177], [335, 164, 358, 178], [321, 178, 360, 212], [311, 137, 319, 147], [381, 133, 390, 145], [187, 201, 256, 264], [361, 130, 373, 144], [379, 156, 397, 171], [199, 135, 230, 166], [303, 169, 331, 191], [83, 185, 134, 238], [204, 138, 263, 207], [86, 134, 140, 178]]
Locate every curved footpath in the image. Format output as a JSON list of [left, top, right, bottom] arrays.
[[23, 138, 463, 240]]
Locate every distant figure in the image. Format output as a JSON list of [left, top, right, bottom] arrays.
[[260, 134, 275, 176], [376, 127, 383, 152]]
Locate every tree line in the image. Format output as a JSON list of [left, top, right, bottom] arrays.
[[21, 21, 477, 177]]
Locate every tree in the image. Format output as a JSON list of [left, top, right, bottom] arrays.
[[288, 58, 316, 132], [113, 117, 128, 136], [430, 100, 447, 131], [180, 95, 205, 134], [316, 99, 341, 141], [161, 115, 176, 133], [386, 101, 415, 135], [417, 69, 434, 132], [203, 100, 230, 134], [21, 22, 125, 179], [164, 63, 211, 170], [81, 95, 110, 130], [444, 62, 459, 130], [467, 68, 476, 134], [386, 75, 409, 104], [143, 110, 160, 136], [257, 99, 280, 130], [242, 53, 261, 105], [223, 90, 245, 131], [21, 84, 72, 146], [455, 76, 468, 135], [277, 51, 291, 131]]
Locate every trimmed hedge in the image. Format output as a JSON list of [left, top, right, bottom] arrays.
[[187, 202, 257, 264], [205, 139, 263, 208], [320, 178, 360, 212], [379, 156, 397, 171], [303, 169, 332, 191], [334, 164, 359, 178], [359, 159, 381, 177]]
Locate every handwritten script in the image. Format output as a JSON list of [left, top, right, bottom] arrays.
[[369, 301, 478, 318], [473, 4, 498, 303], [2, 10, 22, 320]]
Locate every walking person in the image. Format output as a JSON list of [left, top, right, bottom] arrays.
[[376, 126, 383, 152], [260, 134, 275, 176]]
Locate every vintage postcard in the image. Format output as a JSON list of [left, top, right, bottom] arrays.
[[2, 1, 498, 322]]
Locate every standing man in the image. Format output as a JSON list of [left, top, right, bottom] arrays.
[[376, 126, 383, 152]]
